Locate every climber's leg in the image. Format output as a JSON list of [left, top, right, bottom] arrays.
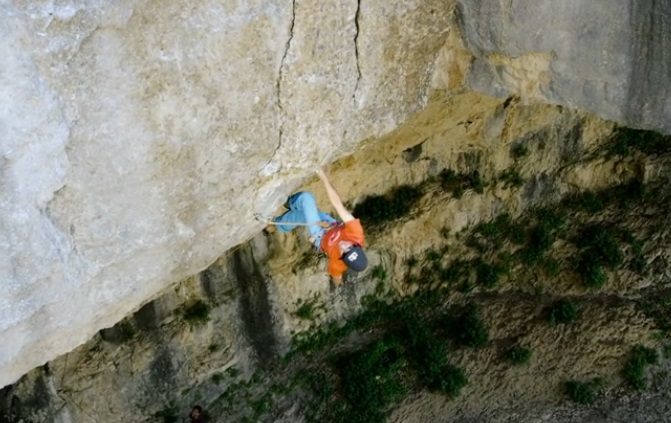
[[318, 211, 337, 226], [273, 192, 323, 238]]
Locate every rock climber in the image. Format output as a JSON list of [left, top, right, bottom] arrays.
[[268, 169, 367, 285]]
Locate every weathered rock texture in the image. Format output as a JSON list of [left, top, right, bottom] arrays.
[[3, 89, 671, 423], [0, 0, 449, 388], [457, 0, 671, 133], [2, 0, 670, 399]]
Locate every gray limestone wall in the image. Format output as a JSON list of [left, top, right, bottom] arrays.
[[458, 0, 671, 133]]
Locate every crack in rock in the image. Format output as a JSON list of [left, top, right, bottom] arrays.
[[262, 0, 297, 176], [277, 0, 296, 115], [353, 0, 362, 101]]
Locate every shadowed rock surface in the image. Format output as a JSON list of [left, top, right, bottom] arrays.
[[2, 1, 671, 421]]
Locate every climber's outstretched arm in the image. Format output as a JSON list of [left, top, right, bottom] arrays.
[[316, 169, 354, 223]]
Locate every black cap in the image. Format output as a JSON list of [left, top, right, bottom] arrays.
[[342, 245, 368, 272]]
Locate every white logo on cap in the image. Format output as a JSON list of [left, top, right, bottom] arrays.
[[347, 252, 358, 261]]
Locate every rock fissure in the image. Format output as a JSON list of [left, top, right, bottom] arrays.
[[278, 0, 297, 98], [267, 0, 298, 172], [261, 130, 284, 175], [4, 1, 671, 420], [353, 0, 362, 99]]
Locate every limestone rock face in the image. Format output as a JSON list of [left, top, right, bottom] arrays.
[[0, 0, 450, 388], [456, 0, 671, 133], [2, 0, 671, 395], [3, 90, 670, 423]]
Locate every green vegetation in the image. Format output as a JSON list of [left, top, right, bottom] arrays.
[[250, 394, 273, 420], [474, 221, 502, 240], [575, 224, 623, 269], [119, 321, 136, 342], [372, 264, 389, 294], [405, 255, 418, 268], [215, 292, 479, 421], [498, 168, 525, 188], [154, 404, 179, 423], [580, 262, 607, 289], [639, 294, 671, 336], [518, 225, 553, 265], [514, 207, 566, 266], [406, 322, 468, 394], [211, 372, 224, 385], [562, 179, 645, 213], [664, 345, 671, 359], [495, 213, 526, 245], [293, 294, 325, 321], [562, 190, 606, 213], [532, 207, 567, 232], [353, 184, 423, 227], [425, 249, 442, 267], [406, 319, 468, 395], [511, 143, 530, 159], [439, 169, 485, 198], [608, 179, 646, 208], [476, 214, 525, 246], [468, 213, 525, 254], [443, 303, 489, 348], [547, 299, 579, 325], [541, 257, 561, 277], [506, 346, 532, 365], [622, 345, 658, 389], [606, 127, 670, 158], [336, 338, 408, 423], [475, 260, 503, 288], [182, 300, 211, 325], [371, 264, 387, 282], [284, 292, 476, 422], [574, 224, 623, 288], [565, 380, 597, 405], [211, 129, 671, 422], [440, 259, 469, 284], [225, 367, 241, 378]]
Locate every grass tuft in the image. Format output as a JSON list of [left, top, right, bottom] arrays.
[[511, 143, 530, 159], [566, 380, 596, 405], [547, 299, 579, 325], [475, 260, 503, 288], [444, 303, 489, 348], [337, 337, 408, 423], [622, 344, 658, 389], [606, 127, 670, 157], [293, 294, 324, 321], [506, 346, 532, 365], [182, 300, 211, 325], [440, 169, 485, 197], [498, 168, 525, 188]]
